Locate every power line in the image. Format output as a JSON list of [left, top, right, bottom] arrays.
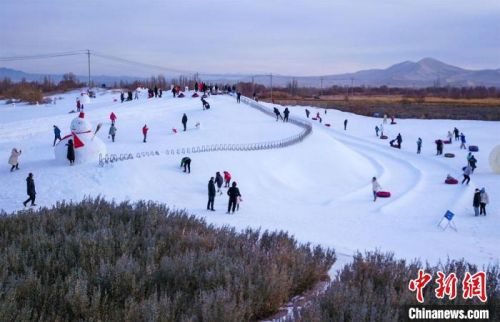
[[0, 50, 88, 62]]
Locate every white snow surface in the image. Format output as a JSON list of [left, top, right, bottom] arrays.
[[1, 89, 499, 267]]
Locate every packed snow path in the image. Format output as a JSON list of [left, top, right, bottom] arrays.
[[0, 89, 498, 267], [98, 96, 312, 166]]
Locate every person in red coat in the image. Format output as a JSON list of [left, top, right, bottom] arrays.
[[142, 124, 149, 143], [223, 171, 231, 188], [110, 112, 117, 125]]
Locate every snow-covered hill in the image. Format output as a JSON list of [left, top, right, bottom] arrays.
[[1, 89, 498, 267]]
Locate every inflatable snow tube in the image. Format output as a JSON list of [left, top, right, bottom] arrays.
[[445, 178, 458, 184], [178, 93, 185, 98], [469, 145, 479, 152], [444, 153, 455, 158], [380, 135, 388, 140], [390, 122, 397, 125], [444, 140, 452, 144], [376, 191, 391, 198], [192, 93, 199, 98], [311, 117, 318, 121], [489, 144, 500, 174], [325, 123, 331, 127]]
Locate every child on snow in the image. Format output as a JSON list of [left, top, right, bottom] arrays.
[[8, 148, 21, 172], [108, 124, 117, 142], [480, 188, 489, 215], [372, 177, 381, 202], [462, 165, 472, 185], [223, 171, 231, 188]]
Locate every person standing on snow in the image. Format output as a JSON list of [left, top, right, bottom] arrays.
[[207, 177, 216, 211], [223, 171, 231, 188], [462, 165, 472, 185], [460, 133, 466, 149], [236, 91, 241, 103], [66, 139, 75, 165], [8, 148, 22, 172], [182, 113, 188, 131], [120, 92, 125, 103], [435, 139, 443, 155], [23, 173, 36, 207], [417, 137, 422, 154], [454, 127, 460, 141], [447, 131, 453, 143], [283, 108, 290, 122], [469, 155, 477, 173], [305, 109, 310, 118], [227, 181, 242, 214], [180, 157, 191, 173], [372, 177, 381, 202], [344, 119, 348, 131], [375, 125, 380, 137], [273, 107, 283, 121], [473, 188, 481, 216], [480, 188, 489, 216], [396, 133, 402, 149], [142, 124, 149, 143], [53, 125, 62, 146], [110, 112, 117, 125], [108, 124, 117, 142], [215, 171, 224, 195]]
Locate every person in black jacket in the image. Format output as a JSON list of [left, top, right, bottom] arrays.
[[236, 91, 241, 103], [182, 113, 188, 131], [273, 107, 283, 121], [226, 181, 241, 214], [473, 188, 481, 216], [23, 173, 36, 207], [180, 157, 191, 173], [215, 171, 223, 195], [66, 139, 75, 165], [207, 177, 216, 211], [283, 108, 290, 122]]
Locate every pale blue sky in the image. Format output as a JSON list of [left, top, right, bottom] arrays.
[[0, 0, 499, 76]]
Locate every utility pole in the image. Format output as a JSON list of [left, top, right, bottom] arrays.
[[270, 73, 273, 102], [320, 77, 324, 95], [87, 49, 91, 89]]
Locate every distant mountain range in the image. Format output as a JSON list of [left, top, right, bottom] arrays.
[[1, 58, 499, 87]]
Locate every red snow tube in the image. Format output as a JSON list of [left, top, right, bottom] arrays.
[[311, 117, 318, 120], [325, 123, 331, 127], [444, 153, 455, 158], [469, 145, 479, 152], [444, 140, 452, 144], [445, 178, 458, 184], [376, 191, 391, 198], [380, 135, 388, 139], [172, 128, 177, 134]]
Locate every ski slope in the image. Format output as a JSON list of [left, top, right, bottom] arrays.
[[0, 89, 499, 267]]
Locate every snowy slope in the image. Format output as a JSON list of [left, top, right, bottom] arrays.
[[0, 90, 499, 267]]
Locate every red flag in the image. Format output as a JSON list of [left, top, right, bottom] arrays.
[[73, 133, 85, 148]]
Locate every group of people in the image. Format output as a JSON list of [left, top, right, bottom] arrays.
[[273, 107, 290, 122], [207, 171, 241, 213]]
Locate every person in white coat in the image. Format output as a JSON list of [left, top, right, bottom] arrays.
[[480, 188, 489, 216], [372, 177, 381, 202], [8, 148, 22, 172]]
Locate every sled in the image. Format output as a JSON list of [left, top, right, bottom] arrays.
[[192, 93, 199, 98], [468, 145, 479, 152], [444, 153, 455, 158], [380, 135, 388, 139], [178, 93, 185, 98], [443, 140, 452, 144], [390, 122, 397, 125], [172, 128, 177, 134], [445, 178, 458, 184], [311, 117, 318, 121], [376, 191, 391, 198], [325, 123, 331, 127]]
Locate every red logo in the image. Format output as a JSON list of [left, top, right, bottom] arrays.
[[462, 271, 487, 302], [409, 269, 433, 303]]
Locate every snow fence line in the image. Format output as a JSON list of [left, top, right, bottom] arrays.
[[98, 95, 312, 167]]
